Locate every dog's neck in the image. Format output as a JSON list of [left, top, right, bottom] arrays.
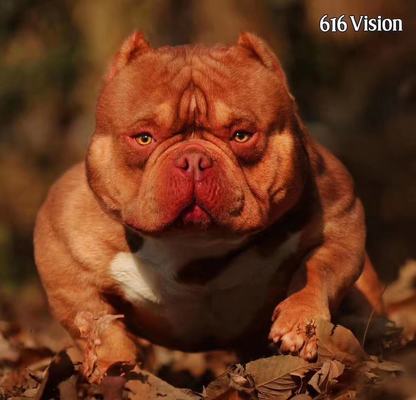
[[137, 232, 249, 279]]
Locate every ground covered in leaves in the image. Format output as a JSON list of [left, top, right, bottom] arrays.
[[1, 261, 416, 400]]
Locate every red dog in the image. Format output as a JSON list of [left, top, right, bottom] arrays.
[[34, 32, 384, 381]]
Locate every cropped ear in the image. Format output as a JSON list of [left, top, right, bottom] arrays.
[[238, 32, 292, 96], [105, 31, 151, 82]]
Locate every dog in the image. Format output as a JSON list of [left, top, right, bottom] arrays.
[[34, 32, 384, 382]]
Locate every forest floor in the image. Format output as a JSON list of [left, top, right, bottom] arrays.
[[1, 261, 416, 400]]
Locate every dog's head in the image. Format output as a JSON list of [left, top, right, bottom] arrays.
[[86, 32, 308, 238]]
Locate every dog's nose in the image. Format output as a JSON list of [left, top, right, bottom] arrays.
[[175, 151, 213, 180]]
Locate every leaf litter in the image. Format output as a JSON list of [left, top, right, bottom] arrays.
[[1, 260, 416, 399]]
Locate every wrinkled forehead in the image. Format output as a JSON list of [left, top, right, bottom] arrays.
[[99, 45, 285, 132]]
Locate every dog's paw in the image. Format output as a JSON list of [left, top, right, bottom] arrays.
[[268, 291, 330, 361]]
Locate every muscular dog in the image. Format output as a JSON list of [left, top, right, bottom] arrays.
[[34, 32, 384, 381]]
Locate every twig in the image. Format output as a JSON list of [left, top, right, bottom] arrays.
[[361, 308, 375, 348]]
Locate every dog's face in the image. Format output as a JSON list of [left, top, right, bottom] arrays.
[[86, 32, 307, 237]]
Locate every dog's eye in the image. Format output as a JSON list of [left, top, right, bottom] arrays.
[[135, 132, 153, 146], [232, 130, 253, 143]]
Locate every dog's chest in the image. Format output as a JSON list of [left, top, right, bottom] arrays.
[[109, 233, 300, 343]]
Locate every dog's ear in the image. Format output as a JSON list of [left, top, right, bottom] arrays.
[[105, 31, 151, 82], [238, 32, 292, 95]]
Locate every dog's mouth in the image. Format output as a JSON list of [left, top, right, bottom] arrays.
[[176, 202, 213, 228], [181, 203, 212, 225], [124, 200, 215, 236]]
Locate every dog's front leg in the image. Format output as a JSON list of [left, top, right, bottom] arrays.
[[269, 235, 365, 360], [45, 281, 138, 383]]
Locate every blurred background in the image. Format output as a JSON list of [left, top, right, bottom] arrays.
[[0, 0, 415, 311]]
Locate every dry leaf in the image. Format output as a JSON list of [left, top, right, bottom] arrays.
[[384, 260, 416, 304], [375, 360, 405, 373], [34, 350, 75, 400], [333, 389, 357, 400], [125, 367, 201, 400], [316, 319, 366, 365], [308, 359, 345, 393], [0, 332, 19, 362], [291, 395, 313, 400], [205, 356, 316, 400], [245, 355, 318, 400], [57, 375, 78, 400], [21, 387, 38, 397], [364, 356, 405, 373], [204, 372, 231, 399], [364, 371, 378, 382], [204, 364, 256, 400], [205, 387, 252, 400], [383, 260, 416, 342]]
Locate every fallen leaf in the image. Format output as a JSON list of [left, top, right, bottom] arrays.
[[364, 371, 378, 382], [308, 359, 345, 393], [384, 260, 416, 342], [57, 375, 78, 400], [34, 350, 75, 400], [21, 387, 38, 397], [245, 355, 318, 400], [333, 389, 356, 400], [206, 387, 252, 400], [384, 260, 416, 304], [0, 332, 19, 362], [125, 366, 201, 400], [291, 395, 313, 400], [316, 319, 366, 365], [204, 364, 256, 400], [204, 372, 231, 399], [364, 356, 405, 373]]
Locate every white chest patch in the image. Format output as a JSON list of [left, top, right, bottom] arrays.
[[109, 232, 301, 342], [110, 252, 160, 303]]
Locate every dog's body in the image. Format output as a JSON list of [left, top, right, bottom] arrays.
[[34, 32, 384, 381]]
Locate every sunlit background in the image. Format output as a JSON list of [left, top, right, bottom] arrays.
[[0, 0, 415, 295]]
